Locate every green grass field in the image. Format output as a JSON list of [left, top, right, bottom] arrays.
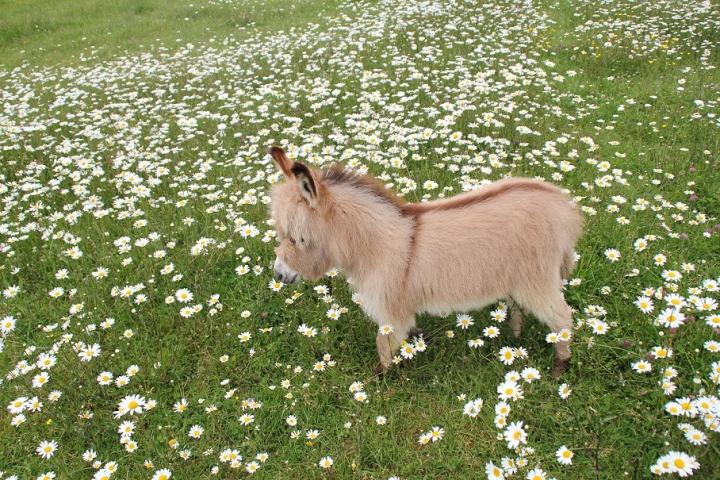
[[1, 0, 719, 478]]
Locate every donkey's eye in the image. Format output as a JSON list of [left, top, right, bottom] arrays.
[[299, 237, 305, 244], [288, 237, 297, 246]]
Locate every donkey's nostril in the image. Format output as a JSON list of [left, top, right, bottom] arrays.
[[274, 270, 284, 282]]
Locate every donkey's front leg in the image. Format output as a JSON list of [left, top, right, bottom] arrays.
[[374, 319, 415, 374]]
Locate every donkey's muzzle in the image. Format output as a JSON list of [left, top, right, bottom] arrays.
[[273, 257, 300, 284]]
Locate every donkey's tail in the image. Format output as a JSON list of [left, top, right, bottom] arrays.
[[560, 249, 576, 280]]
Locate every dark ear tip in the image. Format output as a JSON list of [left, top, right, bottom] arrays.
[[269, 146, 285, 157], [290, 162, 310, 177]]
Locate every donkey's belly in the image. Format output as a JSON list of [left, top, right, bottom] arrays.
[[420, 297, 498, 317]]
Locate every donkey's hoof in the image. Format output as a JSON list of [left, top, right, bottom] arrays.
[[373, 362, 389, 376], [408, 327, 425, 339], [552, 358, 570, 379]]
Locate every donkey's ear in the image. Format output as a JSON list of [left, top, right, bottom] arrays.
[[269, 146, 294, 177], [291, 162, 321, 208]]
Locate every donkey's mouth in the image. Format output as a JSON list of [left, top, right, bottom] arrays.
[[275, 271, 299, 284], [273, 258, 300, 284], [275, 273, 300, 285]]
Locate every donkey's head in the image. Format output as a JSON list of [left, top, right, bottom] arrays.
[[268, 146, 333, 284]]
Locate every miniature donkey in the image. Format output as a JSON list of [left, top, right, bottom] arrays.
[[268, 147, 582, 377]]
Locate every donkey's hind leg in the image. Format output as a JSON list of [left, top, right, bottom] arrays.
[[517, 287, 573, 378], [507, 297, 525, 338]]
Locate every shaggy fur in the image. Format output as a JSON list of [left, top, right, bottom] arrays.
[[268, 147, 583, 377]]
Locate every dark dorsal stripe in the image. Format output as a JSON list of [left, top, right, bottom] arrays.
[[320, 166, 560, 217]]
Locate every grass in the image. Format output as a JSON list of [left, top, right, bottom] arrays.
[[0, 0, 340, 68], [0, 0, 719, 479]]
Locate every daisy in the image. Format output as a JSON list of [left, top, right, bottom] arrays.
[[318, 456, 333, 469], [3, 285, 20, 298], [656, 308, 685, 328], [36, 353, 56, 370], [662, 270, 682, 282], [485, 462, 505, 480], [495, 402, 511, 417], [400, 342, 416, 359], [11, 413, 26, 427], [463, 398, 484, 417], [83, 449, 97, 462], [589, 319, 609, 335], [97, 371, 113, 385], [651, 346, 672, 359], [456, 313, 474, 329], [490, 309, 507, 322], [151, 469, 172, 480], [93, 469, 112, 480], [1, 316, 17, 335], [634, 296, 654, 314], [174, 398, 188, 413], [7, 396, 28, 414], [117, 394, 146, 417], [484, 326, 500, 338], [664, 293, 686, 309], [497, 381, 524, 401], [498, 347, 516, 365], [698, 297, 718, 311], [429, 426, 444, 442], [666, 451, 699, 477], [521, 367, 541, 382], [376, 325, 395, 338], [558, 383, 572, 399], [246, 461, 260, 474], [78, 343, 101, 362], [526, 468, 546, 480], [604, 248, 621, 262], [124, 439, 138, 452], [631, 360, 652, 373], [468, 338, 485, 348], [118, 421, 135, 436], [32, 372, 50, 388], [188, 425, 204, 439], [36, 440, 58, 459], [503, 421, 527, 449], [556, 445, 573, 465], [558, 329, 572, 342], [684, 428, 707, 446]]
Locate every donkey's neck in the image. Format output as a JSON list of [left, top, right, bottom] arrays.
[[328, 187, 414, 287]]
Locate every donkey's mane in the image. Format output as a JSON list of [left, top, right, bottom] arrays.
[[320, 165, 407, 210], [321, 165, 562, 217]]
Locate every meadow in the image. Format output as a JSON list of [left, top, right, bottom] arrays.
[[1, 0, 719, 478]]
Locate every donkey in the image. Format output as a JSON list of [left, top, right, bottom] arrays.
[[268, 146, 582, 378]]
